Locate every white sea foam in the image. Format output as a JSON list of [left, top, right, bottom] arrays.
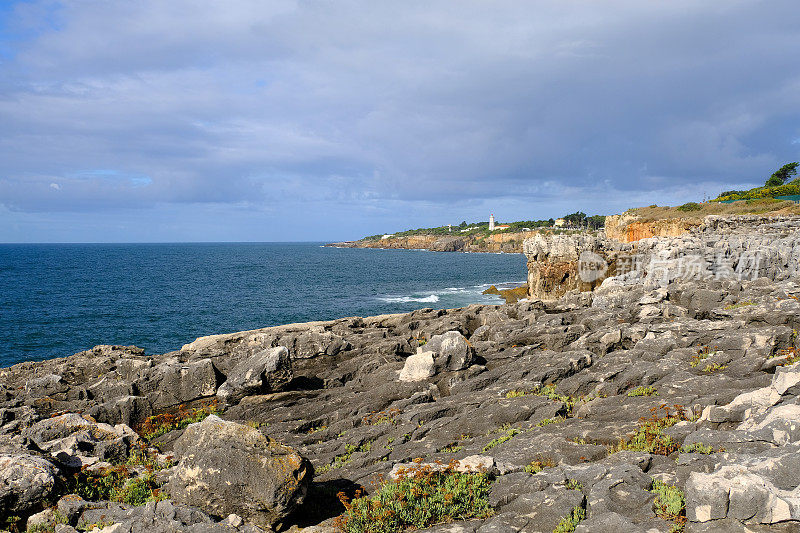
[[379, 294, 440, 303]]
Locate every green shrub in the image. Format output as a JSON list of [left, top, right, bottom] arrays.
[[676, 202, 702, 212], [553, 506, 585, 533], [336, 462, 493, 532], [69, 464, 167, 506], [112, 472, 167, 506], [651, 478, 686, 531]]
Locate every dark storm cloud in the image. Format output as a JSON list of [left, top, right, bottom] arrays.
[[0, 0, 799, 240]]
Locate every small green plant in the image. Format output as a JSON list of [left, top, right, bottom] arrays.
[[483, 427, 522, 451], [553, 506, 585, 533], [650, 479, 686, 531], [524, 457, 556, 474], [564, 479, 583, 491], [125, 448, 173, 470], [628, 386, 658, 397], [137, 402, 218, 440], [318, 440, 374, 474], [690, 346, 718, 368], [335, 462, 493, 532], [505, 389, 527, 399], [536, 416, 565, 427], [702, 363, 727, 373], [679, 443, 718, 455], [531, 384, 580, 415], [440, 443, 463, 453]]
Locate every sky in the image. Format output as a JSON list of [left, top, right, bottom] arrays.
[[0, 1, 799, 242]]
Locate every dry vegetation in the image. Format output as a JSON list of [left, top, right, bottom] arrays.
[[625, 199, 800, 222]]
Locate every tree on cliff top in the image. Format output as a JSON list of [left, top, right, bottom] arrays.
[[765, 162, 799, 187]]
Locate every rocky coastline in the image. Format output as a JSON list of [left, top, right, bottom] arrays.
[[3, 215, 800, 532], [326, 232, 529, 254]]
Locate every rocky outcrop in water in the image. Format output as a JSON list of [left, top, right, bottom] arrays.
[[4, 219, 800, 531]]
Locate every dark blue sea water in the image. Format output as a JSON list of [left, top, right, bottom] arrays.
[[0, 243, 526, 367]]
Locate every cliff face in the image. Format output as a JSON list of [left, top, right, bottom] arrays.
[[605, 213, 701, 242], [525, 214, 800, 300], [328, 231, 528, 253], [523, 233, 624, 300]]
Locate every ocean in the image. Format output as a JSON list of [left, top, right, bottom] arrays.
[[0, 243, 527, 367]]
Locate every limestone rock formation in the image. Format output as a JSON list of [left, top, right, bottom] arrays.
[[167, 415, 312, 528], [216, 346, 292, 406]]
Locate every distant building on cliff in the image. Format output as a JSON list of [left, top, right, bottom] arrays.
[[489, 213, 510, 231], [554, 218, 566, 227]]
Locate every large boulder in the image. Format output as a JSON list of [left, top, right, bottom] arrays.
[[167, 415, 312, 528], [216, 346, 292, 406], [399, 352, 436, 382], [0, 453, 60, 515], [425, 331, 475, 372]]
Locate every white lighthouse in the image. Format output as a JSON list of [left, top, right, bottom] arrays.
[[489, 213, 495, 231]]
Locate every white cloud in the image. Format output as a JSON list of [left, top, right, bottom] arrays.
[[0, 0, 798, 239]]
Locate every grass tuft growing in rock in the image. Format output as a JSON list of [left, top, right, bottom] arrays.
[[627, 386, 658, 397], [679, 442, 721, 455], [335, 462, 493, 533], [483, 426, 522, 451], [553, 505, 585, 533]]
